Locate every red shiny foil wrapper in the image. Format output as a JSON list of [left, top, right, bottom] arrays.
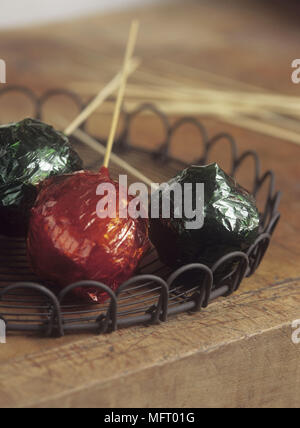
[[27, 167, 150, 303]]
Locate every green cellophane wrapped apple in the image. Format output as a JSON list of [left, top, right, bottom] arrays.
[[0, 118, 83, 237], [149, 163, 260, 270]]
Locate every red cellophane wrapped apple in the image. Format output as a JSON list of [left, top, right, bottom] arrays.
[[27, 167, 150, 303]]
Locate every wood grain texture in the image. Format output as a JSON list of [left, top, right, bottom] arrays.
[[1, 279, 300, 408], [0, 0, 300, 408]]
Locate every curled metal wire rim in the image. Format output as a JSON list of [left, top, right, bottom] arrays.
[[0, 86, 281, 337]]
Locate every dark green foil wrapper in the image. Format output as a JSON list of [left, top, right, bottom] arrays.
[[149, 163, 260, 270], [0, 118, 83, 237]]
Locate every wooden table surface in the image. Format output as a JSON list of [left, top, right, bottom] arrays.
[[0, 0, 300, 408]]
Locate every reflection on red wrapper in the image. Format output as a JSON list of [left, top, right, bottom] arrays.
[[27, 167, 150, 303]]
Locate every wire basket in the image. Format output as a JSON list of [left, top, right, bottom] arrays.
[[0, 86, 281, 337]]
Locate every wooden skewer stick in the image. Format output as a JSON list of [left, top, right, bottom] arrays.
[[72, 127, 156, 188], [103, 20, 140, 168], [55, 115, 157, 187], [64, 56, 141, 137]]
